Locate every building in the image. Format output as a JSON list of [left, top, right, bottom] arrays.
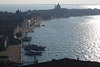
[[0, 35, 9, 50], [55, 3, 61, 9]]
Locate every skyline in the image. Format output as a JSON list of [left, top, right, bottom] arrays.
[[0, 0, 100, 4]]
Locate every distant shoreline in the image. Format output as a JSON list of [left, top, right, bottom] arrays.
[[0, 4, 100, 13]]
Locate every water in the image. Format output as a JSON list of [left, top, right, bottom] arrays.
[[23, 15, 100, 64], [1, 4, 100, 64]]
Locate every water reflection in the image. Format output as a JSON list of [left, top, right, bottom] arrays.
[[23, 15, 100, 64]]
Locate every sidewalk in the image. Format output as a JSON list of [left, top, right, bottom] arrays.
[[0, 44, 22, 63], [0, 19, 42, 63]]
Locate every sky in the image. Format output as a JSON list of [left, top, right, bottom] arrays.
[[0, 0, 100, 4]]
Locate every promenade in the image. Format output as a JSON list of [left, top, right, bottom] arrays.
[[0, 19, 42, 63], [0, 43, 22, 63]]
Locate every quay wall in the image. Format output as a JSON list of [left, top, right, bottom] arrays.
[[0, 17, 42, 64], [19, 18, 42, 63]]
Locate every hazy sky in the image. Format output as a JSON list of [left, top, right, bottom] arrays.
[[0, 0, 100, 4]]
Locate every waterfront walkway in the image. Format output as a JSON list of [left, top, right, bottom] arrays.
[[0, 44, 22, 63], [0, 19, 42, 63]]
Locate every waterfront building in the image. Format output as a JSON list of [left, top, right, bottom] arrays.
[[14, 9, 24, 27], [0, 35, 9, 50]]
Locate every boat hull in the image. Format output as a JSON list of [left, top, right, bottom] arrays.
[[25, 51, 42, 56]]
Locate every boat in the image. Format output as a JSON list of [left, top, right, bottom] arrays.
[[24, 43, 46, 51], [23, 37, 32, 41], [37, 24, 45, 27], [32, 31, 34, 33], [40, 24, 45, 27], [25, 50, 42, 56]]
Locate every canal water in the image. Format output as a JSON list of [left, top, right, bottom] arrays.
[[23, 15, 100, 64]]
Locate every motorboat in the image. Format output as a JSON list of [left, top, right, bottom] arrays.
[[24, 43, 46, 51], [25, 50, 42, 56]]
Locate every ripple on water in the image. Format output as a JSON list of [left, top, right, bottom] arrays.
[[23, 15, 100, 64]]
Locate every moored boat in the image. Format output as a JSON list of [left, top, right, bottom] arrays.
[[25, 50, 42, 56], [23, 37, 32, 41], [24, 44, 46, 51]]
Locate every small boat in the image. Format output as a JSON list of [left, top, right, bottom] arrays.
[[25, 50, 42, 56], [24, 44, 46, 51], [23, 37, 31, 41], [32, 31, 34, 32], [40, 24, 45, 27], [37, 24, 45, 27]]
